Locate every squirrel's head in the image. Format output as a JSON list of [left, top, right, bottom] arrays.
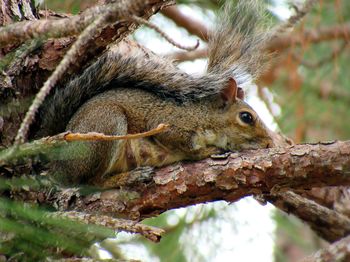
[[208, 77, 282, 151]]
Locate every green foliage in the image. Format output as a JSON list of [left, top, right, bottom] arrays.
[[0, 176, 115, 261], [112, 203, 231, 262], [145, 212, 188, 262], [274, 0, 350, 142], [0, 197, 116, 261]]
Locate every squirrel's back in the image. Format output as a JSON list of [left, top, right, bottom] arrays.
[[30, 0, 272, 140], [59, 87, 273, 185], [30, 0, 286, 186]]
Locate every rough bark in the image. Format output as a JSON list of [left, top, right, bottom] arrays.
[[9, 140, 350, 223], [266, 190, 350, 242], [0, 0, 39, 26]]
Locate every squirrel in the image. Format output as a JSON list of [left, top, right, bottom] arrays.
[[30, 0, 281, 186]]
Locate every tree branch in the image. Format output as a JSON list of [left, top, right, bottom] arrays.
[[9, 140, 350, 225], [0, 1, 175, 48], [265, 190, 350, 242], [54, 211, 164, 242]]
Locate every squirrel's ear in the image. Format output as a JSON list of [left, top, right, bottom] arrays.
[[221, 78, 238, 104]]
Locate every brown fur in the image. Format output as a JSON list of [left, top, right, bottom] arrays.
[[52, 88, 274, 186], [208, 0, 271, 79], [34, 1, 283, 186]]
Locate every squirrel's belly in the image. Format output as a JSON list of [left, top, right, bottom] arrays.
[[109, 138, 185, 173]]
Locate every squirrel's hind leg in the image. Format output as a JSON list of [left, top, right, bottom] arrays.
[[50, 97, 128, 186]]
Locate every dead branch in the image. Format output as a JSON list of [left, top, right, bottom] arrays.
[[131, 15, 199, 51], [0, 1, 174, 48], [0, 5, 108, 47], [54, 211, 164, 242], [167, 48, 207, 62], [265, 190, 350, 242]]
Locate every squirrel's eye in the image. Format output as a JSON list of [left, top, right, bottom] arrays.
[[239, 111, 254, 125]]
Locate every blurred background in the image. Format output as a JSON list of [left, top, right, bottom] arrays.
[[4, 0, 350, 261]]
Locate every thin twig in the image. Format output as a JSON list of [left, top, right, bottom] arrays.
[[272, 0, 318, 36], [54, 211, 165, 242], [64, 124, 169, 141], [161, 6, 209, 41], [132, 15, 200, 51], [166, 48, 207, 62], [1, 124, 168, 166]]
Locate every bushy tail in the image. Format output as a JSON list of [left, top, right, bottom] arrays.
[[31, 1, 271, 138], [31, 44, 228, 138], [207, 0, 271, 82], [31, 0, 310, 138]]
